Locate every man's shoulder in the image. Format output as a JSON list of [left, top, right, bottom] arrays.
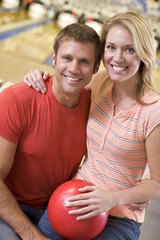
[[1, 82, 31, 95], [1, 81, 45, 102]]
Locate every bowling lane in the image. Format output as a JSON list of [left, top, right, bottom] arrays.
[[0, 21, 59, 62], [0, 50, 54, 85], [0, 1, 160, 91], [0, 6, 60, 85]]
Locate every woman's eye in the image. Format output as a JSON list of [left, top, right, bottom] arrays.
[[126, 48, 134, 53], [106, 45, 115, 50], [107, 45, 114, 49]]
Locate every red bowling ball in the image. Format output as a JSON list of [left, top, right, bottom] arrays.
[[48, 179, 108, 240]]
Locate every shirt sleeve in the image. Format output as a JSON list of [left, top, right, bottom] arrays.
[[0, 87, 26, 144], [143, 100, 160, 139]]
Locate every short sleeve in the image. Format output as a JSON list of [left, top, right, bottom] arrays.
[[0, 87, 26, 143], [143, 100, 160, 139]]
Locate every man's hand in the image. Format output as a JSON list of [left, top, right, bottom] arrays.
[[22, 225, 51, 240]]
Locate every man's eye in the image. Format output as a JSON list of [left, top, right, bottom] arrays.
[[81, 59, 89, 64], [63, 56, 71, 61]]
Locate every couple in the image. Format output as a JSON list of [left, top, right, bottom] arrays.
[[0, 12, 160, 240]]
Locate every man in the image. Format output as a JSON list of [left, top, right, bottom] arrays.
[[0, 23, 102, 240]]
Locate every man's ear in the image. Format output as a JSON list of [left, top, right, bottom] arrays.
[[52, 51, 56, 67]]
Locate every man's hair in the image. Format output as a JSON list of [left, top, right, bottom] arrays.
[[53, 23, 102, 68]]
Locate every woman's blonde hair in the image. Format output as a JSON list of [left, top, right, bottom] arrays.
[[101, 12, 157, 103]]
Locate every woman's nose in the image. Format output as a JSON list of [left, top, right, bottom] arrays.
[[114, 50, 124, 62]]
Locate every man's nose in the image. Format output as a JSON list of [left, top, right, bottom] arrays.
[[68, 60, 80, 73]]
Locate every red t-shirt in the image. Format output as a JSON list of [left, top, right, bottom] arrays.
[[0, 76, 90, 209]]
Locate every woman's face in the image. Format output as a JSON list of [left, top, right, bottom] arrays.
[[103, 25, 141, 84]]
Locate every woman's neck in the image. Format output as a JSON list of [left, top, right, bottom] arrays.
[[112, 81, 137, 115]]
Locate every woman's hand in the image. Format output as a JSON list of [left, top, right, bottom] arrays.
[[65, 185, 115, 220], [23, 69, 50, 94], [65, 185, 150, 220]]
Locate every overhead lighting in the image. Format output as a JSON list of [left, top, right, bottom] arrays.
[[2, 0, 20, 8], [57, 11, 78, 29]]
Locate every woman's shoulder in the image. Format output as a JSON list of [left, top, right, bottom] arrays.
[[142, 90, 160, 105], [90, 70, 113, 97], [140, 90, 160, 123], [93, 70, 110, 83]]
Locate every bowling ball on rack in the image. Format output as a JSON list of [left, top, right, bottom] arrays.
[[48, 179, 108, 240]]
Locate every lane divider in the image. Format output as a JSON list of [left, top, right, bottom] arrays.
[[0, 19, 53, 40]]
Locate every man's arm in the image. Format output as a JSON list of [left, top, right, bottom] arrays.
[[0, 136, 50, 240]]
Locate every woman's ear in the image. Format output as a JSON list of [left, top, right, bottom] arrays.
[[52, 51, 56, 67]]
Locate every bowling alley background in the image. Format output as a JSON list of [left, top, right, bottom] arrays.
[[0, 0, 160, 89], [0, 1, 160, 239]]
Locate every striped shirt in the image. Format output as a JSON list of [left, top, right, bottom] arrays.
[[75, 70, 160, 222]]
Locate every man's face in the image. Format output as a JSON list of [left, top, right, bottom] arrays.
[[52, 39, 98, 106]]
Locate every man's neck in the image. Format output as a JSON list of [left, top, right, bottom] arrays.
[[52, 80, 81, 108]]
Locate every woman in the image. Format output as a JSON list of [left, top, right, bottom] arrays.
[[24, 12, 160, 240]]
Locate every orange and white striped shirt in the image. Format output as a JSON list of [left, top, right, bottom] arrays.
[[75, 70, 160, 223]]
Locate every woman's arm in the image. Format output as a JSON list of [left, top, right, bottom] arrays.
[[23, 69, 50, 94], [23, 69, 95, 93], [66, 125, 160, 220]]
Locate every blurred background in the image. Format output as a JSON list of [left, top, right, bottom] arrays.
[[0, 0, 159, 87], [0, 2, 160, 238]]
